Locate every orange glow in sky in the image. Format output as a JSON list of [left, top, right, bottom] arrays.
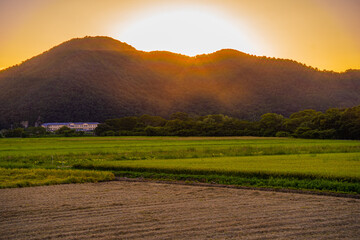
[[0, 0, 359, 72], [112, 5, 264, 57]]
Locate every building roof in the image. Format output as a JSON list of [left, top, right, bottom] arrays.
[[41, 122, 99, 126]]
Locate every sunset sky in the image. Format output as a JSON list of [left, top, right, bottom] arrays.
[[0, 0, 359, 72]]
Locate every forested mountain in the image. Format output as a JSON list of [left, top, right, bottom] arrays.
[[0, 36, 359, 128]]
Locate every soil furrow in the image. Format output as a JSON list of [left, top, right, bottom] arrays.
[[0, 181, 359, 240]]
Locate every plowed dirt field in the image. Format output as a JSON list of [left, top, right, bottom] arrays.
[[0, 181, 359, 239]]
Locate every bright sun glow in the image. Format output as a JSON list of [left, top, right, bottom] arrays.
[[112, 6, 261, 56]]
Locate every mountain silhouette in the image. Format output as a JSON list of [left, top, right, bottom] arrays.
[[0, 36, 359, 128]]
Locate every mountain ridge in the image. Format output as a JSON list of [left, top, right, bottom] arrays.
[[2, 36, 357, 74]]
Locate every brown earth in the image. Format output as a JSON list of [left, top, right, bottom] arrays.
[[0, 181, 359, 240]]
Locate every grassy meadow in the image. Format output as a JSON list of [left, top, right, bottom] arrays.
[[0, 136, 359, 193]]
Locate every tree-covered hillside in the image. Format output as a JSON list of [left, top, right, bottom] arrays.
[[0, 36, 359, 128]]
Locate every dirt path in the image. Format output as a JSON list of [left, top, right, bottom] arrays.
[[0, 181, 359, 240]]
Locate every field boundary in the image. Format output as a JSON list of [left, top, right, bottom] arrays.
[[115, 176, 360, 199]]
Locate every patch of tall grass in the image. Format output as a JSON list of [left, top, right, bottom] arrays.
[[1, 144, 360, 170], [113, 170, 360, 194], [73, 153, 360, 180], [73, 152, 360, 194], [0, 168, 114, 188]]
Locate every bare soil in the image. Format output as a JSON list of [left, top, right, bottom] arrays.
[[0, 181, 359, 240]]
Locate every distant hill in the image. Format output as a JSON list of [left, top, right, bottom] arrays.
[[0, 36, 359, 128]]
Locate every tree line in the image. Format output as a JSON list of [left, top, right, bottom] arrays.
[[0, 125, 90, 138], [94, 106, 360, 140], [1, 105, 359, 139]]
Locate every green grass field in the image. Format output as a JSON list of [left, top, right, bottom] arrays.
[[0, 137, 359, 193]]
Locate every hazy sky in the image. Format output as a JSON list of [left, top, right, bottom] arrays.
[[0, 0, 359, 71]]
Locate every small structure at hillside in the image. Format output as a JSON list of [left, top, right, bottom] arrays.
[[41, 122, 99, 132]]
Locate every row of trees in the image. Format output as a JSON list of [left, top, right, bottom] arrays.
[[1, 106, 359, 139], [95, 106, 360, 140], [0, 126, 89, 138], [0, 127, 47, 138]]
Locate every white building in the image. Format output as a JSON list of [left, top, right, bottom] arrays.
[[41, 122, 99, 132]]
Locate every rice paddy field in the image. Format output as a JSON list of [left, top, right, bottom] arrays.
[[0, 136, 359, 194]]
